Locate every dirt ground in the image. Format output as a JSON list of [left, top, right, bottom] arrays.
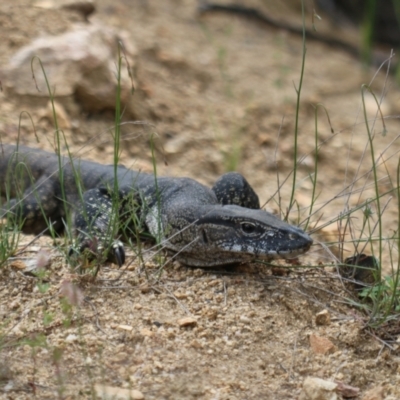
[[1, 1, 400, 399]]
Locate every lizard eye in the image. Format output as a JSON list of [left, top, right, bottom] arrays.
[[240, 222, 257, 235]]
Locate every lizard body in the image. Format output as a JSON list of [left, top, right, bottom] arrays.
[[0, 144, 312, 267]]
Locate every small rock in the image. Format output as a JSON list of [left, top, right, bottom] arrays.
[[173, 291, 188, 299], [93, 384, 144, 400], [190, 340, 203, 349], [342, 254, 379, 288], [309, 334, 336, 355], [154, 361, 163, 370], [65, 334, 78, 343], [9, 299, 21, 310], [140, 328, 154, 337], [10, 260, 26, 270], [178, 317, 197, 327], [335, 381, 360, 398], [117, 324, 133, 332], [164, 136, 188, 155], [85, 356, 93, 365], [239, 315, 251, 324], [362, 385, 385, 400], [315, 309, 331, 326], [299, 377, 338, 400]]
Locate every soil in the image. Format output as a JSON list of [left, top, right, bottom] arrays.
[[1, 1, 400, 399]]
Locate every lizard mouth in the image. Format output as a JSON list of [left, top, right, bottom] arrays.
[[274, 236, 313, 258]]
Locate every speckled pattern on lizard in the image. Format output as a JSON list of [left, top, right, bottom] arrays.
[[0, 144, 313, 267]]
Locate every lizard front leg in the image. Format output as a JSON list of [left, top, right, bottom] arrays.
[[70, 187, 126, 267]]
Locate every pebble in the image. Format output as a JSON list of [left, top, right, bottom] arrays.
[[299, 377, 338, 400], [93, 384, 144, 400], [10, 260, 26, 270], [65, 334, 78, 343], [309, 334, 336, 355], [177, 317, 197, 327], [173, 291, 188, 299], [140, 328, 154, 337], [117, 324, 133, 332], [315, 310, 331, 326], [239, 315, 251, 323], [334, 381, 360, 398]]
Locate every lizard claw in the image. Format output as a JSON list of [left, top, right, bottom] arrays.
[[109, 240, 125, 267], [68, 237, 125, 269]]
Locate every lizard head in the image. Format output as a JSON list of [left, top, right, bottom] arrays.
[[173, 205, 313, 267]]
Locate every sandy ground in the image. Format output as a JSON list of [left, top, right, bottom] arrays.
[[1, 1, 400, 399]]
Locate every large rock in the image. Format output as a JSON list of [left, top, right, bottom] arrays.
[[4, 23, 137, 113]]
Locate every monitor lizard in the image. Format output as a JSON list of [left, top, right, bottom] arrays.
[[0, 144, 313, 267]]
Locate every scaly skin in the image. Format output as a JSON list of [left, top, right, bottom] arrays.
[[0, 144, 313, 267]]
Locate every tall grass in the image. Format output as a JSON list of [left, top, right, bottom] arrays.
[[277, 1, 400, 330], [361, 0, 377, 65]]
